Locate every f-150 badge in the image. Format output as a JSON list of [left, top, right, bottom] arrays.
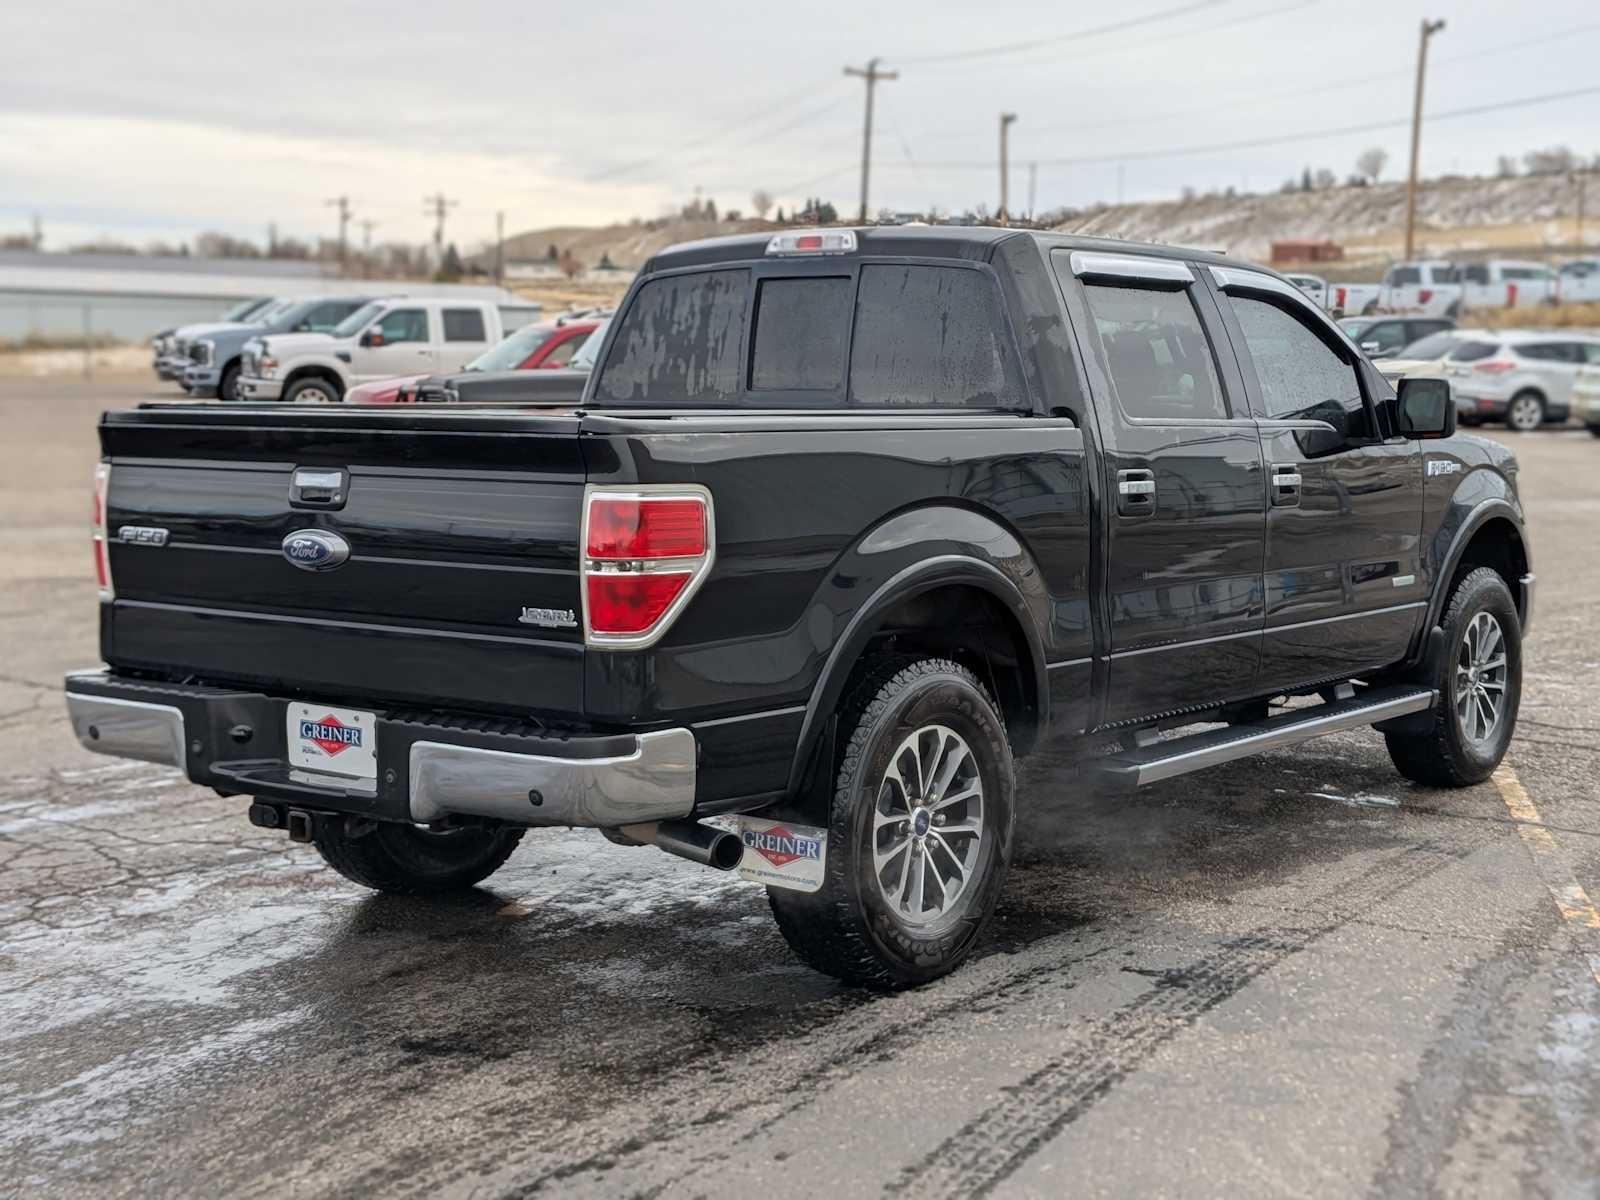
[[1426, 459, 1463, 477]]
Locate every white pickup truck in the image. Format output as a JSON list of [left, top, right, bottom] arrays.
[[237, 297, 541, 403], [1379, 260, 1559, 317]]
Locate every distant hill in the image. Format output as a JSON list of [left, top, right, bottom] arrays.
[[500, 173, 1589, 282], [1054, 173, 1589, 272], [500, 217, 778, 272]]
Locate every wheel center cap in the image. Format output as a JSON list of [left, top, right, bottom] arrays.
[[911, 808, 932, 837]]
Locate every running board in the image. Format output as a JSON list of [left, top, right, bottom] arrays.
[[1086, 686, 1436, 791]]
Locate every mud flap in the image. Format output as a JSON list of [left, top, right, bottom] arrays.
[[736, 816, 826, 893]]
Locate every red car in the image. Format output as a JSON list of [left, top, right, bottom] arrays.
[[345, 316, 602, 404]]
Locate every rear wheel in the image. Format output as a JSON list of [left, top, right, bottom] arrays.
[[1385, 567, 1521, 787], [312, 818, 524, 894], [1506, 390, 1544, 432], [767, 656, 1014, 989], [1587, 425, 1600, 439]]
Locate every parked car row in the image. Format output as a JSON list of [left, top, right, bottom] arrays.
[[1372, 327, 1600, 431], [1290, 257, 1589, 320], [147, 288, 544, 402]]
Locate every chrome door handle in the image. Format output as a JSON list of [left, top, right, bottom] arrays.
[[1271, 464, 1302, 507], [1117, 468, 1156, 516]]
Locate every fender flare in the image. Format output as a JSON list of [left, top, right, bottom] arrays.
[[1417, 495, 1527, 645], [281, 361, 348, 397], [783, 553, 1050, 797]]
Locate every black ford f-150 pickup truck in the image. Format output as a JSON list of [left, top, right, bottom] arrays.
[[68, 226, 1533, 988]]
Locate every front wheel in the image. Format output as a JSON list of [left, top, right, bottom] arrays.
[[219, 363, 242, 402], [312, 818, 524, 894], [1505, 390, 1544, 432], [1385, 567, 1521, 787], [283, 377, 342, 405], [767, 656, 1015, 989]]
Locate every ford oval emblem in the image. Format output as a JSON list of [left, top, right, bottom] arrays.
[[281, 529, 351, 572]]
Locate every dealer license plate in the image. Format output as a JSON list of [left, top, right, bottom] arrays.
[[286, 702, 377, 783]]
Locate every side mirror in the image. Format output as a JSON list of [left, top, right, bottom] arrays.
[[1397, 376, 1455, 439], [360, 329, 385, 348], [1361, 340, 1381, 353]]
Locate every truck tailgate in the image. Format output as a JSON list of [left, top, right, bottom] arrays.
[[99, 407, 588, 715]]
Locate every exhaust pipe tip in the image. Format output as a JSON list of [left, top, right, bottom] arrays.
[[626, 819, 745, 871], [704, 829, 743, 871]]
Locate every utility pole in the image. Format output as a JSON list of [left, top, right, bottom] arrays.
[[1403, 18, 1446, 260], [845, 58, 898, 223], [1574, 169, 1589, 250], [325, 195, 352, 270], [422, 192, 458, 264], [31, 212, 43, 251], [1027, 162, 1038, 224], [998, 113, 1018, 226], [495, 211, 506, 286]]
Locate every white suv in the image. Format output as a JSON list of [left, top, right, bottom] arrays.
[[1445, 332, 1600, 431]]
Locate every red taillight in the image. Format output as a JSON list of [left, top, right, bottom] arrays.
[[586, 572, 693, 635], [1418, 289, 1433, 304], [586, 498, 707, 560], [92, 461, 113, 600], [581, 490, 713, 646], [1474, 360, 1516, 375], [1506, 282, 1519, 308]]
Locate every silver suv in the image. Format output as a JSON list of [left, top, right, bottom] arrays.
[[1445, 331, 1600, 431]]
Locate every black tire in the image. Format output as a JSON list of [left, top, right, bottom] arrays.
[[1505, 390, 1544, 433], [219, 362, 242, 402], [312, 818, 524, 894], [1385, 566, 1521, 787], [283, 376, 342, 405], [767, 656, 1015, 990], [1587, 425, 1600, 439]]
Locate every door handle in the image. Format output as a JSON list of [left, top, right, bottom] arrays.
[[1117, 468, 1156, 516], [1270, 464, 1302, 507]]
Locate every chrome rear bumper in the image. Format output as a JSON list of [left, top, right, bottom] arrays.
[[63, 672, 696, 828], [66, 691, 186, 767]]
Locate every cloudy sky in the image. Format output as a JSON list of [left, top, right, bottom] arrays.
[[3, 0, 1598, 251]]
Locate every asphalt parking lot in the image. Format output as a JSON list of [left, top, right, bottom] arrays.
[[3, 374, 1599, 1198]]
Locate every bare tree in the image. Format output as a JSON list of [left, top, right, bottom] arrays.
[[1524, 145, 1579, 175], [558, 250, 584, 280], [1356, 147, 1388, 183], [750, 189, 774, 220], [1313, 168, 1337, 190]]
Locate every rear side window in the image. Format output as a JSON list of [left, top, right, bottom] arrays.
[[1517, 342, 1581, 363], [750, 276, 851, 391], [1449, 341, 1500, 363], [1388, 267, 1421, 286], [1081, 283, 1226, 421], [594, 269, 746, 405], [1228, 295, 1370, 439], [849, 264, 1025, 408], [442, 308, 487, 342]]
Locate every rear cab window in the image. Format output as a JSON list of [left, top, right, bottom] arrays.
[[593, 258, 1028, 410]]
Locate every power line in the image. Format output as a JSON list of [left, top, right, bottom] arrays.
[[1027, 18, 1600, 136], [584, 78, 843, 183], [889, 0, 1223, 65], [907, 0, 1309, 73], [881, 83, 1600, 171]]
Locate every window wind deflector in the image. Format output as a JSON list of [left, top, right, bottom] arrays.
[[1069, 252, 1194, 285], [1207, 265, 1304, 302]]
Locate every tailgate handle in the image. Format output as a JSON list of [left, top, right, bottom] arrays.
[[290, 467, 349, 509]]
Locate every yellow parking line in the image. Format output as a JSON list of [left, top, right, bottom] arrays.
[[1493, 763, 1600, 986]]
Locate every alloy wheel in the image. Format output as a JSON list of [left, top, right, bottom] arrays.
[[871, 724, 986, 927], [1454, 611, 1508, 746], [1508, 394, 1542, 431]]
